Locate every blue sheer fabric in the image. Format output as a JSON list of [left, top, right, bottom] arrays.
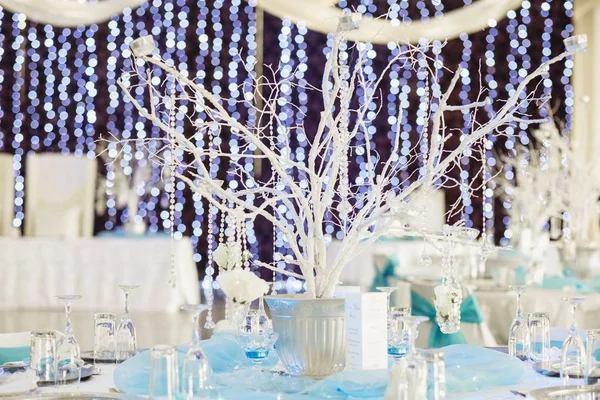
[[411, 290, 483, 348], [114, 336, 525, 398]]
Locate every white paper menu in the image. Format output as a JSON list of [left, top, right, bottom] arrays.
[[344, 292, 388, 371]]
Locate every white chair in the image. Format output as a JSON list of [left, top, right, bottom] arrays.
[[25, 154, 97, 237], [0, 154, 15, 236]]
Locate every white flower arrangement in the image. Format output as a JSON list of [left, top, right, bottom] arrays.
[[433, 284, 462, 319], [216, 268, 270, 305], [213, 242, 252, 272]]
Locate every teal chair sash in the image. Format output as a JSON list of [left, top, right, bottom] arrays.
[[0, 346, 29, 365], [411, 290, 484, 348], [370, 256, 399, 292]]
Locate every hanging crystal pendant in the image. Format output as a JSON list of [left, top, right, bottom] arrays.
[[434, 278, 463, 334]]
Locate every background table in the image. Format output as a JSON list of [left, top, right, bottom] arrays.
[[0, 237, 200, 312], [476, 287, 600, 344]]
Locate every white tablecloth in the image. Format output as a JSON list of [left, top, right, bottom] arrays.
[[0, 237, 200, 312]]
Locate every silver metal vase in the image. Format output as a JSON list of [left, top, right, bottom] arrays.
[[265, 295, 346, 379]]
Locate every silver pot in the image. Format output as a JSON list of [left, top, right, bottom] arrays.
[[265, 295, 346, 379]]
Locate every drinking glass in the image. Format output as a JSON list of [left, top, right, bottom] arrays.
[[393, 316, 428, 399], [376, 286, 397, 315], [528, 312, 550, 363], [116, 284, 139, 362], [94, 313, 116, 363], [388, 308, 411, 362], [30, 330, 56, 385], [586, 329, 600, 385], [149, 345, 179, 399], [507, 285, 530, 361], [55, 295, 82, 385], [418, 349, 446, 400], [180, 304, 212, 399], [560, 296, 586, 385]]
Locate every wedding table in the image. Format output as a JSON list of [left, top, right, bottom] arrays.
[[17, 358, 578, 400], [476, 287, 600, 345], [0, 236, 200, 312]]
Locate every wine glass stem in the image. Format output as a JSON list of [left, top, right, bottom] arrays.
[[386, 293, 391, 315], [192, 312, 201, 346], [406, 325, 416, 357], [570, 304, 577, 333], [124, 292, 130, 316], [516, 292, 522, 320], [258, 297, 265, 313], [65, 301, 73, 337]]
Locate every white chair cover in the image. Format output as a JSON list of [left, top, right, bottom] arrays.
[[0, 154, 14, 236], [25, 154, 97, 237], [395, 280, 498, 348]]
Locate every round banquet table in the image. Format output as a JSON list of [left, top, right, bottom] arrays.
[[19, 360, 580, 400], [475, 287, 600, 345]]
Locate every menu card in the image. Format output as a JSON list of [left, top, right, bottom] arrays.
[[344, 292, 388, 370]]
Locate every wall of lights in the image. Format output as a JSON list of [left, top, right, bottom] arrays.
[[0, 0, 573, 288]]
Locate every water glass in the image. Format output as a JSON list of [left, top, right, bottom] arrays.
[[94, 313, 116, 362], [388, 309, 411, 361], [418, 349, 446, 400], [149, 345, 179, 399], [586, 329, 600, 385], [30, 330, 56, 385], [528, 312, 550, 363]]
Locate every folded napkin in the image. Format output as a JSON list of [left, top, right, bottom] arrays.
[[0, 370, 36, 395], [0, 331, 64, 365]]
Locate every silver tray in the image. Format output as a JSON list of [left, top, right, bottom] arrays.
[[4, 393, 143, 399], [528, 386, 600, 399]]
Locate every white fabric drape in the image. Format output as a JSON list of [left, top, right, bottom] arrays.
[[0, 0, 146, 27], [256, 0, 523, 44]]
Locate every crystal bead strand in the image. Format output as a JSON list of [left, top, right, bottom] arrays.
[[203, 127, 218, 330], [167, 83, 177, 289], [418, 69, 432, 268]]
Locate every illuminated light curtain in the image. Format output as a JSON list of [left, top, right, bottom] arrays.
[[0, 1, 574, 289]]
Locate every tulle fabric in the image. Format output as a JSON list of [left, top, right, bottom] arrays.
[[114, 337, 525, 398]]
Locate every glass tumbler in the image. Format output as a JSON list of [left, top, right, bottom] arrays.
[[94, 313, 116, 362], [418, 349, 446, 400], [149, 344, 179, 399], [586, 329, 600, 385], [528, 312, 550, 363], [30, 330, 56, 385]]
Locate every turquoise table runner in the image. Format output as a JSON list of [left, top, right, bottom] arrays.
[[411, 290, 484, 348]]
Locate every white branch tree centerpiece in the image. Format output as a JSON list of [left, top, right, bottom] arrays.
[[118, 12, 585, 376]]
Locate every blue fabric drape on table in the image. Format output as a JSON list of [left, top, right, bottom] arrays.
[[370, 256, 399, 292], [411, 290, 483, 348]]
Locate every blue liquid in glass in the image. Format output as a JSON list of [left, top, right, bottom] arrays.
[[246, 349, 269, 360], [388, 345, 408, 358]]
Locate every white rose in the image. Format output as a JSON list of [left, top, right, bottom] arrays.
[[213, 243, 229, 270], [226, 242, 243, 270], [216, 269, 270, 304]]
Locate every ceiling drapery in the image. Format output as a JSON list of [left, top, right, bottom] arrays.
[[256, 0, 524, 44], [0, 0, 146, 27], [0, 0, 522, 42]]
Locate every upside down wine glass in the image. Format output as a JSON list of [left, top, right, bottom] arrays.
[[116, 285, 139, 362], [55, 295, 83, 385], [376, 286, 397, 317], [560, 296, 586, 385], [180, 304, 212, 399], [391, 316, 428, 399], [507, 285, 530, 361]]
